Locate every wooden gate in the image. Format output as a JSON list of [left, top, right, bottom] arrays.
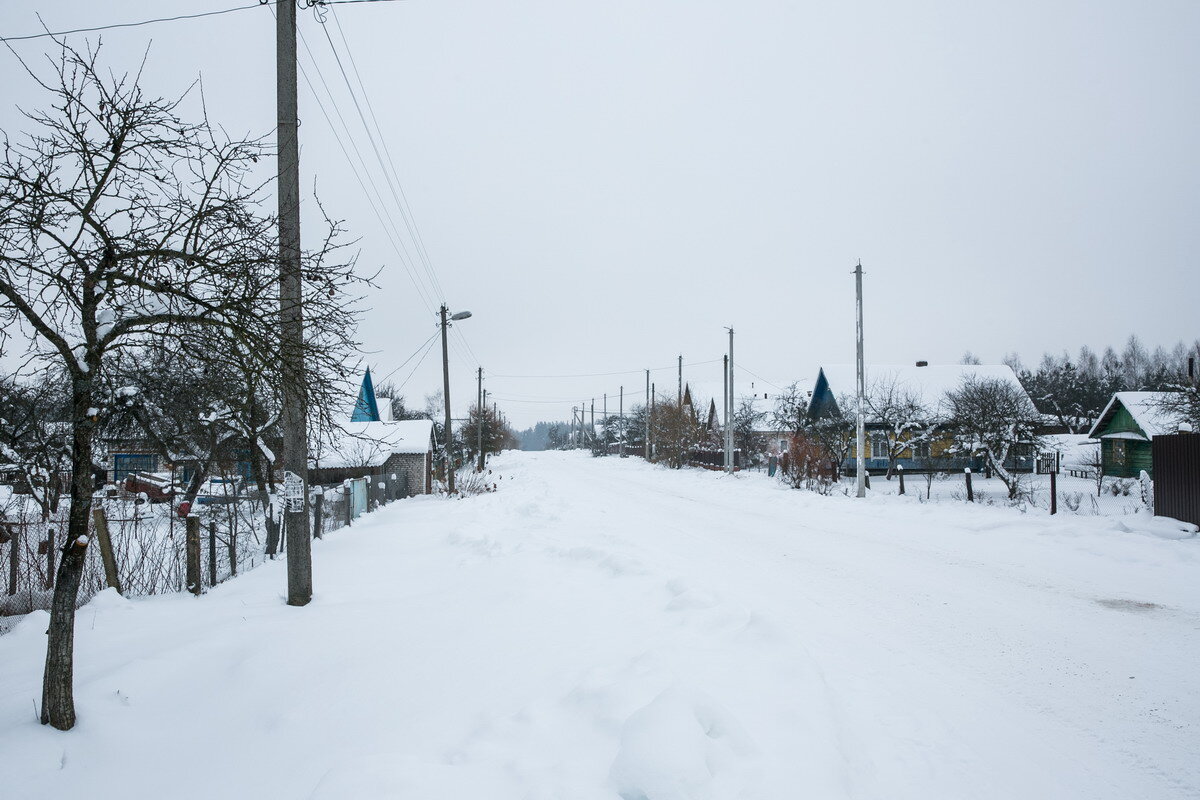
[[1151, 432, 1200, 526]]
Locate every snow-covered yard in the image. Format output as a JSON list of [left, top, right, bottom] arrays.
[[0, 451, 1196, 799]]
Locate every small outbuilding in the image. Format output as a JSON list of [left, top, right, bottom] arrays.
[[309, 419, 435, 495], [1086, 392, 1180, 478]]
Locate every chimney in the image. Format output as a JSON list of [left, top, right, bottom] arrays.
[[915, 360, 929, 367]]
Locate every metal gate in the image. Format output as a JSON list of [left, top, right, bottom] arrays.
[[1152, 432, 1200, 526]]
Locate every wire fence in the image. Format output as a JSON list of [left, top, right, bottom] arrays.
[[787, 467, 1154, 517], [0, 469, 421, 617]]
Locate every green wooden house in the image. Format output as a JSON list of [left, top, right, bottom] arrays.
[[1086, 392, 1181, 478]]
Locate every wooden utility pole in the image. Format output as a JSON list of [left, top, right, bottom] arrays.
[[650, 382, 655, 460], [645, 370, 650, 460], [854, 260, 867, 498], [477, 367, 484, 471], [603, 393, 608, 454], [723, 354, 729, 469], [277, 0, 311, 604], [619, 386, 625, 457], [678, 355, 682, 403], [440, 304, 455, 492]]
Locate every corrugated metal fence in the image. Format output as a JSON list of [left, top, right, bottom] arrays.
[[1152, 432, 1200, 527]]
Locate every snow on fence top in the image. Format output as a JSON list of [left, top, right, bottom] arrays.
[[309, 419, 434, 470]]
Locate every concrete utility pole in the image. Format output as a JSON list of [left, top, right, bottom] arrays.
[[726, 327, 734, 473], [276, 0, 310, 606], [603, 393, 608, 454], [854, 260, 867, 498], [590, 399, 594, 433], [476, 367, 484, 472], [723, 354, 729, 470], [678, 355, 683, 404], [481, 388, 487, 468], [645, 370, 650, 460]]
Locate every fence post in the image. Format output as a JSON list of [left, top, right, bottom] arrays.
[[228, 514, 238, 577], [208, 518, 218, 587], [91, 507, 122, 594], [898, 465, 905, 495], [185, 515, 202, 596], [1049, 469, 1057, 515], [344, 482, 352, 527], [965, 468, 974, 502], [8, 522, 19, 596], [312, 490, 324, 539]]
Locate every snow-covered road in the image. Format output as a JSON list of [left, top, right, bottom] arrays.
[[1, 451, 1196, 799]]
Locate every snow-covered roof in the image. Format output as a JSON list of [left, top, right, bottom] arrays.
[[811, 364, 1030, 419], [1086, 392, 1182, 441], [682, 379, 786, 430], [311, 419, 434, 469]]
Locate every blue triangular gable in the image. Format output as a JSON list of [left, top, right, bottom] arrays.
[[351, 368, 380, 422]]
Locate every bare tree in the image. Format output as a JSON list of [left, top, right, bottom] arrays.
[[943, 376, 1042, 500], [649, 396, 703, 469], [863, 376, 935, 479], [0, 43, 298, 729]]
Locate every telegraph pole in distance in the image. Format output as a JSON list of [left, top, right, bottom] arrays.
[[650, 382, 655, 461], [725, 327, 734, 473], [645, 369, 650, 460], [603, 393, 608, 455], [678, 355, 683, 404], [723, 354, 729, 470], [276, 0, 310, 606], [619, 386, 625, 457], [476, 367, 484, 472], [481, 388, 487, 469], [855, 260, 867, 498]]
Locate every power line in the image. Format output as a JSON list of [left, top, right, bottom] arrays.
[[285, 7, 442, 315], [488, 358, 723, 380], [0, 3, 264, 42], [373, 330, 439, 385]]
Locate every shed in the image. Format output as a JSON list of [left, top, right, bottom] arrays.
[[309, 419, 435, 495], [1085, 392, 1181, 478]]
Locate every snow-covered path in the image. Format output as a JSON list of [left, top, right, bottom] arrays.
[[1, 451, 1196, 799]]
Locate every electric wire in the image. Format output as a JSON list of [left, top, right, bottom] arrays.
[[286, 9, 443, 315], [0, 3, 264, 42], [373, 330, 439, 385], [487, 358, 724, 380]]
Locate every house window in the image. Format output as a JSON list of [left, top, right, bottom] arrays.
[[1112, 440, 1125, 467], [912, 440, 931, 459], [870, 433, 888, 459], [114, 453, 158, 483]]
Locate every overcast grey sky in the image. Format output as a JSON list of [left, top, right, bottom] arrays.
[[4, 1, 1198, 426]]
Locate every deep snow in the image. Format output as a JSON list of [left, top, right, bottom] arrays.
[[0, 451, 1196, 799]]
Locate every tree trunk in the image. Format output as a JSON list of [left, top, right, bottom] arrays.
[[41, 382, 96, 730]]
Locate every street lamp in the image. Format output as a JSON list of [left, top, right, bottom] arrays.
[[440, 304, 472, 494]]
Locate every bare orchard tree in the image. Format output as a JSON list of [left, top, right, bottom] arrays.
[[650, 396, 703, 469], [770, 381, 810, 435], [798, 392, 855, 478], [943, 376, 1042, 500], [0, 43, 289, 730], [0, 375, 72, 524], [863, 376, 936, 479]]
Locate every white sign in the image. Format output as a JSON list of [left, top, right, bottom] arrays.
[[282, 471, 305, 512]]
